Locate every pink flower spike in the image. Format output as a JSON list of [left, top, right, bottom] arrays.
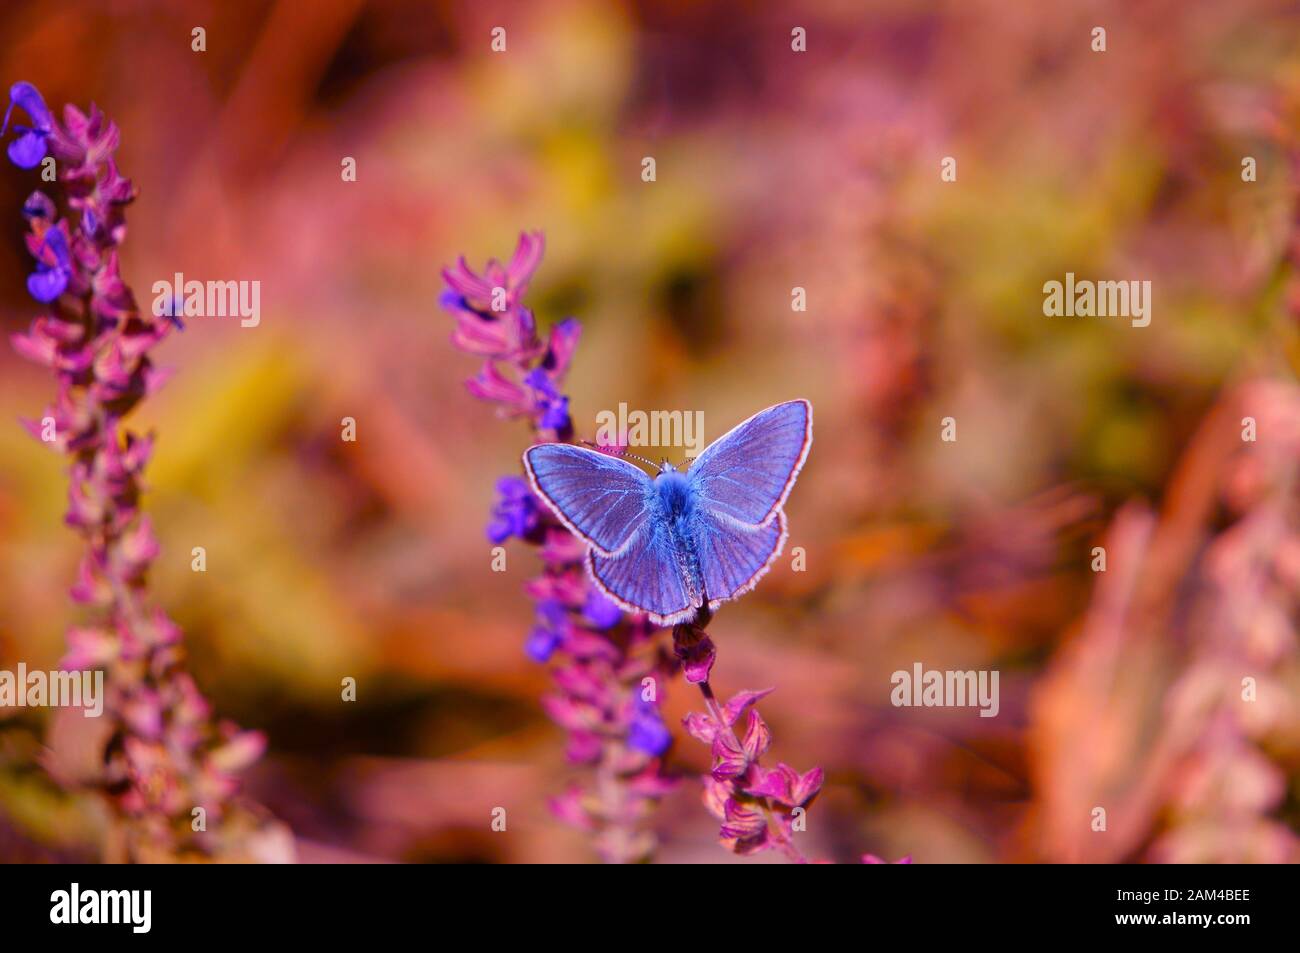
[[722, 687, 775, 726], [61, 626, 118, 669], [709, 731, 748, 780], [207, 730, 267, 774], [119, 514, 161, 571], [744, 763, 795, 803], [142, 364, 174, 397], [442, 256, 497, 304], [465, 361, 527, 405], [10, 325, 57, 366], [730, 829, 773, 856], [720, 798, 768, 839], [682, 710, 718, 744], [505, 230, 545, 292], [540, 694, 597, 733], [549, 786, 596, 832], [8, 81, 280, 861], [702, 777, 730, 822], [789, 765, 824, 805], [740, 709, 772, 761]]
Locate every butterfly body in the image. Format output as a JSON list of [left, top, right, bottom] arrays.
[[525, 399, 812, 625], [647, 466, 706, 603]]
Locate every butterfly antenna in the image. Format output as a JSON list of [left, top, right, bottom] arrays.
[[581, 440, 661, 470]]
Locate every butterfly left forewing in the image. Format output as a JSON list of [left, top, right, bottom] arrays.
[[524, 443, 653, 556]]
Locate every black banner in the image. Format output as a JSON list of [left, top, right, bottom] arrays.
[[0, 862, 1281, 940]]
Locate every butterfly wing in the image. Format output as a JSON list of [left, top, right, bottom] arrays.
[[688, 399, 812, 527], [523, 444, 653, 556], [694, 509, 787, 608], [587, 519, 701, 625]]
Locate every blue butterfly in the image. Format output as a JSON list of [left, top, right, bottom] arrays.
[[524, 399, 812, 625]]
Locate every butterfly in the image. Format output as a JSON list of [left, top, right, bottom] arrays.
[[523, 399, 812, 625]]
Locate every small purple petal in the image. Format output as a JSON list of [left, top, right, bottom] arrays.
[[7, 82, 52, 132], [525, 625, 562, 663], [536, 599, 568, 629], [538, 395, 570, 432], [628, 711, 672, 756], [27, 265, 67, 302], [524, 367, 558, 397], [581, 589, 622, 629], [22, 190, 54, 221], [485, 474, 540, 542], [9, 131, 48, 169]]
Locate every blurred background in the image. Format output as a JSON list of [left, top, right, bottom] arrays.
[[1, 0, 1298, 862]]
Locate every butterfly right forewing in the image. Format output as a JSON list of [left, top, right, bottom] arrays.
[[688, 399, 812, 527]]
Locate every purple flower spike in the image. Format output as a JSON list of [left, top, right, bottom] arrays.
[[2, 82, 53, 169], [441, 232, 677, 862], [8, 81, 285, 862]]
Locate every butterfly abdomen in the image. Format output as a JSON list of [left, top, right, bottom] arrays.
[[654, 470, 705, 607]]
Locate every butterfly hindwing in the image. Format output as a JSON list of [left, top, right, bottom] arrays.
[[587, 519, 700, 624], [694, 509, 787, 608], [688, 399, 812, 527], [523, 443, 653, 556]]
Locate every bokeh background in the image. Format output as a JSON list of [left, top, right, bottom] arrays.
[[1, 0, 1299, 862]]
